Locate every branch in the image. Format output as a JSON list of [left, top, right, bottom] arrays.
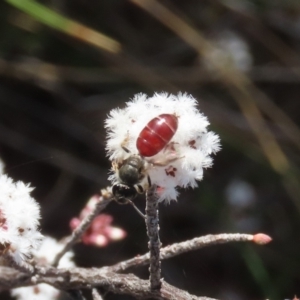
[[0, 234, 271, 298], [3, 254, 35, 274], [145, 185, 161, 291], [107, 233, 271, 272], [0, 267, 30, 290], [0, 266, 218, 300]]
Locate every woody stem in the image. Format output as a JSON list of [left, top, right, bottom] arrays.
[[145, 185, 161, 291]]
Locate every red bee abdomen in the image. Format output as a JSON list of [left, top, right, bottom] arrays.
[[136, 114, 178, 157]]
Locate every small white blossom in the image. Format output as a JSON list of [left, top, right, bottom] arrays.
[[33, 236, 74, 268], [204, 30, 252, 72], [105, 92, 221, 202], [0, 175, 42, 264], [11, 284, 60, 300], [11, 236, 75, 300]]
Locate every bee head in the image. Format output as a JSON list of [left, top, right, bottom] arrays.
[[112, 183, 137, 204]]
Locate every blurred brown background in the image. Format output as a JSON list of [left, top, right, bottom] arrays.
[[1, 0, 300, 299]]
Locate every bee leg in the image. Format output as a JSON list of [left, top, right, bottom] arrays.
[[147, 175, 152, 187], [112, 160, 120, 173], [136, 184, 144, 193], [122, 146, 130, 153], [121, 132, 130, 152], [127, 200, 146, 219]]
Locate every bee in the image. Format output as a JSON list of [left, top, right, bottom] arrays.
[[112, 155, 150, 204], [112, 114, 178, 204]]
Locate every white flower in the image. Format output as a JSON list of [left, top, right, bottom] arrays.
[[105, 92, 221, 202], [0, 175, 42, 264], [33, 236, 74, 268], [11, 236, 75, 300], [204, 30, 252, 72], [11, 284, 60, 300]]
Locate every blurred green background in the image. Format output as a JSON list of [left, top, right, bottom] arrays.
[[1, 0, 300, 299]]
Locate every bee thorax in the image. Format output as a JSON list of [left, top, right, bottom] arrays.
[[118, 156, 145, 186]]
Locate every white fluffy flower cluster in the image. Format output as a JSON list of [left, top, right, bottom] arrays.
[[0, 175, 42, 264], [105, 92, 221, 202], [11, 236, 75, 300]]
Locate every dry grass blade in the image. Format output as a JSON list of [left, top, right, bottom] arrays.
[[220, 0, 300, 67], [6, 0, 121, 53], [218, 0, 300, 152]]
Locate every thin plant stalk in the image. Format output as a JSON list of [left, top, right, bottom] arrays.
[[145, 185, 161, 291]]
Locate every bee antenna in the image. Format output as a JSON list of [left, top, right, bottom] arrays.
[[127, 200, 146, 219]]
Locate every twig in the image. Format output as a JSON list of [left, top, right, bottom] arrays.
[[107, 233, 271, 272], [3, 254, 35, 274], [145, 185, 161, 291], [53, 193, 112, 266], [5, 57, 300, 85], [92, 288, 103, 300], [0, 267, 30, 289]]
